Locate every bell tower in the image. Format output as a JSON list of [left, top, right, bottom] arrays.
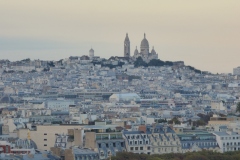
[[124, 33, 130, 57]]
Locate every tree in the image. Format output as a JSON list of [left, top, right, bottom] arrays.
[[155, 119, 167, 123], [194, 120, 206, 126], [185, 155, 209, 160], [148, 59, 165, 66], [236, 102, 240, 113], [134, 57, 148, 67], [168, 117, 180, 125], [47, 61, 55, 67]]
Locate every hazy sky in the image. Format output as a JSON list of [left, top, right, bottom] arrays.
[[0, 0, 240, 73]]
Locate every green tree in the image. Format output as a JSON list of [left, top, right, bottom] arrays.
[[134, 57, 148, 67], [168, 117, 180, 125]]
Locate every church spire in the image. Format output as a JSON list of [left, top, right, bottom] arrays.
[[125, 33, 129, 41], [144, 33, 146, 39], [124, 33, 130, 57]]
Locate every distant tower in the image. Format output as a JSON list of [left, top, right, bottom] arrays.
[[124, 33, 130, 57], [89, 48, 94, 59]]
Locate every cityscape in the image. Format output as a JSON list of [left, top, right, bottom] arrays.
[[1, 1, 240, 160]]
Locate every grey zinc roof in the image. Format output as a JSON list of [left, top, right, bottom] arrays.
[[213, 131, 239, 136], [73, 148, 98, 155]]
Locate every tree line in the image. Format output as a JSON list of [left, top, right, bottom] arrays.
[[110, 150, 240, 160], [134, 57, 202, 74]]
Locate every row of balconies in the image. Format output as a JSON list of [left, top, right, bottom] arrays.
[[151, 141, 180, 146], [128, 140, 149, 146]]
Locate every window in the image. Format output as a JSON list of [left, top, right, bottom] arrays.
[[233, 137, 235, 139], [121, 142, 124, 147], [146, 141, 148, 144], [44, 144, 47, 146], [140, 147, 143, 150], [130, 141, 132, 145], [130, 147, 134, 151], [147, 146, 151, 150], [140, 141, 142, 145], [44, 139, 47, 141], [135, 141, 137, 145], [44, 133, 47, 135], [135, 147, 138, 150]]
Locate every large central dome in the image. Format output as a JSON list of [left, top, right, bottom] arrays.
[[140, 33, 149, 54], [140, 33, 149, 49]]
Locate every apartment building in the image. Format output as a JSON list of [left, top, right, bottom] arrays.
[[85, 130, 126, 160], [178, 132, 219, 153], [147, 125, 182, 154], [213, 131, 240, 153], [123, 131, 151, 154], [18, 125, 84, 151]]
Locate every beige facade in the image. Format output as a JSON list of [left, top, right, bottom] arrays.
[[18, 125, 83, 151], [208, 116, 239, 126], [2, 125, 9, 135], [211, 101, 225, 111], [85, 132, 96, 150], [50, 148, 74, 160], [73, 129, 83, 146]]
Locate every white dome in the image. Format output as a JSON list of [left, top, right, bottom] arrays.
[[140, 33, 149, 49], [89, 48, 94, 52], [134, 46, 139, 55], [151, 46, 156, 54]]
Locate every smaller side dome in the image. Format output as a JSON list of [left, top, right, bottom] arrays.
[[134, 46, 139, 55], [151, 46, 156, 54]]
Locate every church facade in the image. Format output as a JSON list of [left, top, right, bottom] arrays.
[[124, 33, 158, 62]]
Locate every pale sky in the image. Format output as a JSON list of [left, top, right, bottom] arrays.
[[0, 0, 240, 73]]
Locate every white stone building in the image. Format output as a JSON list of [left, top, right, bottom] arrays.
[[213, 131, 240, 152]]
